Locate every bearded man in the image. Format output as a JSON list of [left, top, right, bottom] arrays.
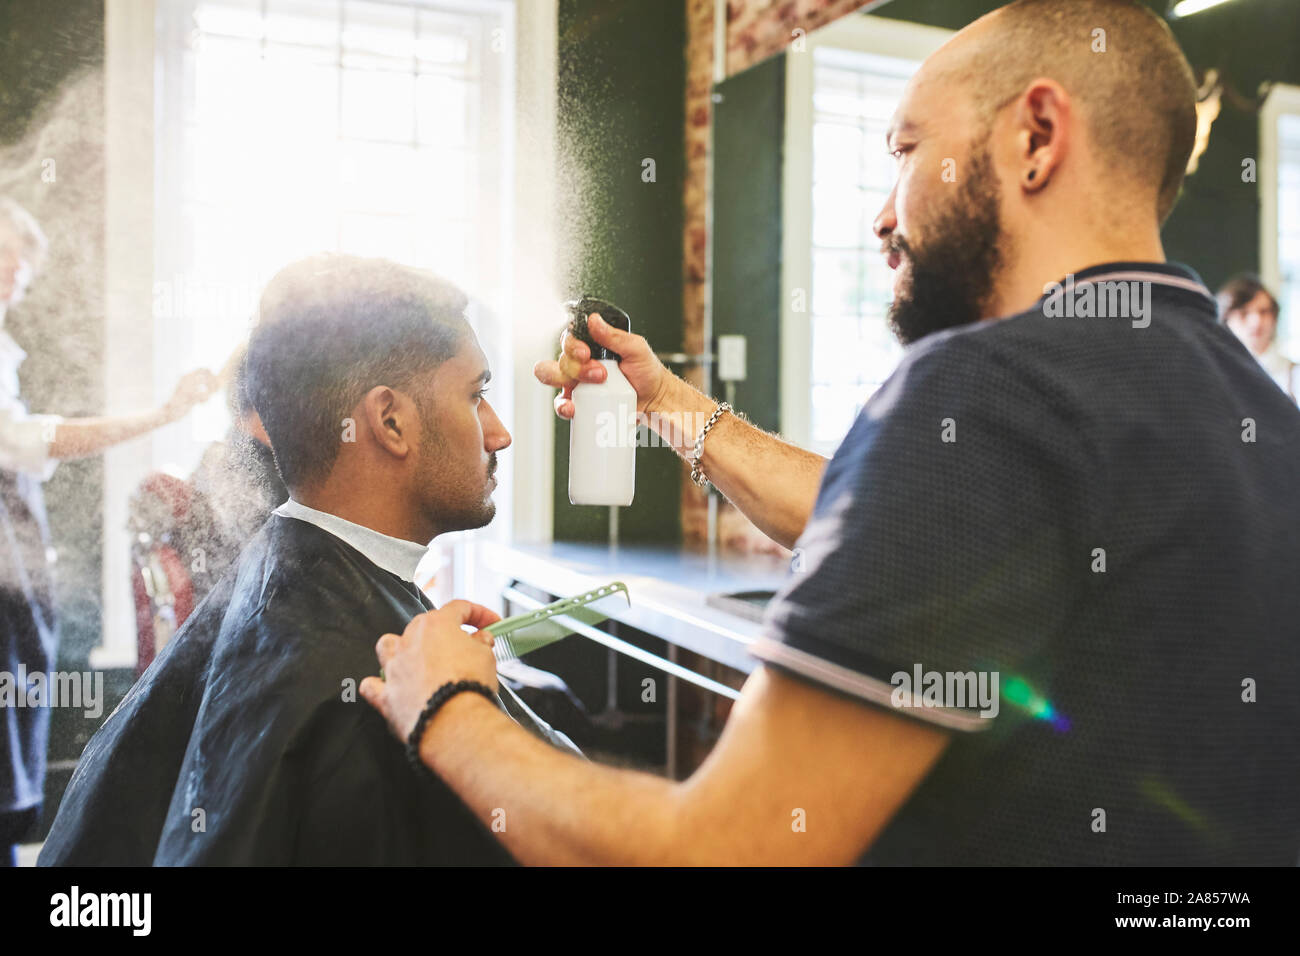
[[363, 0, 1300, 865]]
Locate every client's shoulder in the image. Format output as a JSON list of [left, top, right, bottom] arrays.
[[199, 514, 409, 705]]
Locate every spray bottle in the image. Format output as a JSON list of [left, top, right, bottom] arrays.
[[564, 296, 636, 506]]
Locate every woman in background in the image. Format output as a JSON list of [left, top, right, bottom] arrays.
[[0, 196, 215, 866], [1217, 274, 1298, 402]]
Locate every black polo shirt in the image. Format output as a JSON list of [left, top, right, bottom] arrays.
[[753, 261, 1300, 865]]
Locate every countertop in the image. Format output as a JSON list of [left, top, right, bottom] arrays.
[[477, 540, 795, 673]]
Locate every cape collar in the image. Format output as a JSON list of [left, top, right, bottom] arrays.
[[273, 498, 429, 583]]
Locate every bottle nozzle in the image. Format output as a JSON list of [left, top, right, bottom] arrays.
[[564, 296, 631, 362]]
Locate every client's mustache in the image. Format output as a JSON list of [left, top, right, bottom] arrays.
[[486, 455, 498, 479], [881, 235, 912, 259]]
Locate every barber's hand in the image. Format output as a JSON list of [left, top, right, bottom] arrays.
[[161, 368, 219, 422], [360, 600, 501, 742], [533, 312, 671, 419]]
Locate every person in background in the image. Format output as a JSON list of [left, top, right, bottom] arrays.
[[0, 196, 215, 866], [1217, 274, 1297, 402]]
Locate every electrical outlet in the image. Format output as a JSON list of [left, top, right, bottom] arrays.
[[717, 334, 747, 382]]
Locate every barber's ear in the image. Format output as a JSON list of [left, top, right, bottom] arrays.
[[1014, 78, 1069, 194], [360, 385, 412, 459]]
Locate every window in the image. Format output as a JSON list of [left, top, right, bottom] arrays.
[[1262, 83, 1300, 358], [781, 15, 953, 455], [807, 50, 913, 452], [154, 0, 512, 462], [98, 0, 555, 668]]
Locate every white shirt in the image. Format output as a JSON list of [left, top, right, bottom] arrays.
[[272, 497, 429, 583], [0, 327, 60, 479], [276, 500, 585, 757], [1257, 345, 1300, 403]]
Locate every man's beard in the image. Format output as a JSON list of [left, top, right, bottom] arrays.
[[414, 409, 498, 534], [885, 144, 1004, 346]]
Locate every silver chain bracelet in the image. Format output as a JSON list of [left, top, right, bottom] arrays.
[[690, 402, 733, 488]]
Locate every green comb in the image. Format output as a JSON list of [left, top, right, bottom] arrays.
[[487, 581, 630, 661]]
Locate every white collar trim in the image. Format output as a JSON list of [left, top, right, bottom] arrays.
[[273, 498, 429, 583]]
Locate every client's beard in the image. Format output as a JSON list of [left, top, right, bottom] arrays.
[[414, 407, 498, 534], [886, 144, 1005, 346]]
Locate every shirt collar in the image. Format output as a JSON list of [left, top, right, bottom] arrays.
[[1036, 260, 1218, 315], [273, 498, 429, 583]]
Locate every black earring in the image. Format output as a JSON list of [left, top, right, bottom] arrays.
[[1027, 169, 1037, 181]]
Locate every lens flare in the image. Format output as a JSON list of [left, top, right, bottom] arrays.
[[1001, 675, 1071, 732]]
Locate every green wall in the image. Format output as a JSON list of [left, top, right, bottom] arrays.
[[711, 54, 786, 433], [553, 0, 686, 544]]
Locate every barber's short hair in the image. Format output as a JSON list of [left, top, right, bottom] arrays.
[[0, 197, 49, 270], [245, 254, 471, 490], [1216, 274, 1280, 322], [958, 0, 1198, 223]]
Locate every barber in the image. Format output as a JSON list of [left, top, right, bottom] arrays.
[[359, 0, 1300, 866]]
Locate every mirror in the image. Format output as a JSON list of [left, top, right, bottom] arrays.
[[711, 10, 952, 455], [709, 0, 1300, 455]]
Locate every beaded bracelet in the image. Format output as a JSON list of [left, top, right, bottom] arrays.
[[406, 680, 496, 776], [690, 401, 733, 489]]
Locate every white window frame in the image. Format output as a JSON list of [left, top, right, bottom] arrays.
[[1260, 81, 1300, 356], [779, 14, 952, 450], [97, 0, 555, 668]]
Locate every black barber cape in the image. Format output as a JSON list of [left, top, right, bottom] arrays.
[[40, 514, 563, 866]]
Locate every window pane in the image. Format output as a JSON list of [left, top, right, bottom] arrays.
[[417, 74, 471, 147], [417, 12, 474, 68], [344, 1, 417, 59], [339, 141, 417, 213], [812, 249, 862, 316], [340, 211, 414, 262], [810, 383, 865, 448], [341, 68, 415, 142], [811, 316, 866, 388], [262, 45, 339, 137], [415, 223, 471, 288], [160, 0, 507, 473], [812, 67, 864, 118], [812, 183, 864, 248], [192, 35, 262, 125], [808, 49, 920, 451], [194, 0, 264, 41], [410, 147, 473, 220], [266, 0, 339, 47], [861, 138, 895, 189], [812, 121, 861, 187]]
